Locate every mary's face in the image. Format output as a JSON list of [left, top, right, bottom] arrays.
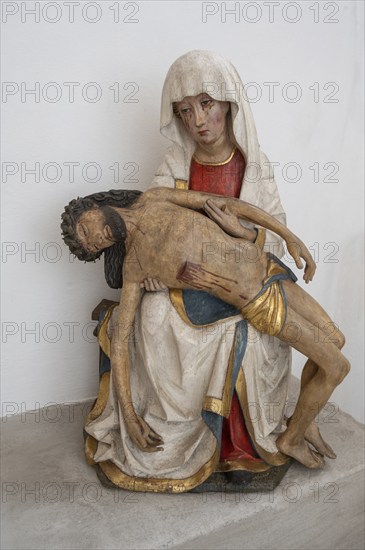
[[174, 93, 230, 147]]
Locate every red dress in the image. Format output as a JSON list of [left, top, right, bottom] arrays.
[[189, 148, 263, 466]]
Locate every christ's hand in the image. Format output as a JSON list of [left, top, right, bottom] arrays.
[[125, 413, 164, 452], [286, 241, 316, 283]]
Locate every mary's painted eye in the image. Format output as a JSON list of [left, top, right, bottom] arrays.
[[201, 99, 212, 108], [180, 107, 190, 114]]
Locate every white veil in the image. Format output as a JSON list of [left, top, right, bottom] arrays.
[[160, 49, 261, 174]]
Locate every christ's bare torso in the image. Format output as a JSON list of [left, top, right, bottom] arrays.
[[123, 200, 268, 310]]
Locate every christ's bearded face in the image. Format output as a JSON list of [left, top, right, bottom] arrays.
[[75, 206, 126, 254]]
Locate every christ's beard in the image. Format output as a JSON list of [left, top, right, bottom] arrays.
[[100, 206, 126, 243]]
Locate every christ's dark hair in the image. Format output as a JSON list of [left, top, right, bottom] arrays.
[[61, 189, 142, 289]]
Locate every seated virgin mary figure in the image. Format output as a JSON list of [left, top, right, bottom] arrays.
[[84, 51, 300, 491]]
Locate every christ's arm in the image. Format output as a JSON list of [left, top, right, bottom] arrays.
[[111, 280, 163, 451], [143, 187, 316, 283]]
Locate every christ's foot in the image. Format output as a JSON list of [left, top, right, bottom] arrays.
[[276, 433, 325, 469], [304, 421, 336, 459]]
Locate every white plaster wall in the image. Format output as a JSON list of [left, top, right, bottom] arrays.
[[1, 1, 364, 423]]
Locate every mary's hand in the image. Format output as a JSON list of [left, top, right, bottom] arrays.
[[204, 199, 247, 238], [140, 277, 168, 292], [125, 413, 164, 452]]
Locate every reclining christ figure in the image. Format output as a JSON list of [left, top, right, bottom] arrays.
[[61, 187, 350, 470]]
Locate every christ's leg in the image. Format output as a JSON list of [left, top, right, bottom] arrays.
[[283, 283, 345, 459], [275, 280, 350, 468]]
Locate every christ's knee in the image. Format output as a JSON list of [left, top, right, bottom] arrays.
[[337, 331, 345, 350], [324, 325, 345, 350], [326, 356, 351, 387], [338, 356, 351, 382]]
